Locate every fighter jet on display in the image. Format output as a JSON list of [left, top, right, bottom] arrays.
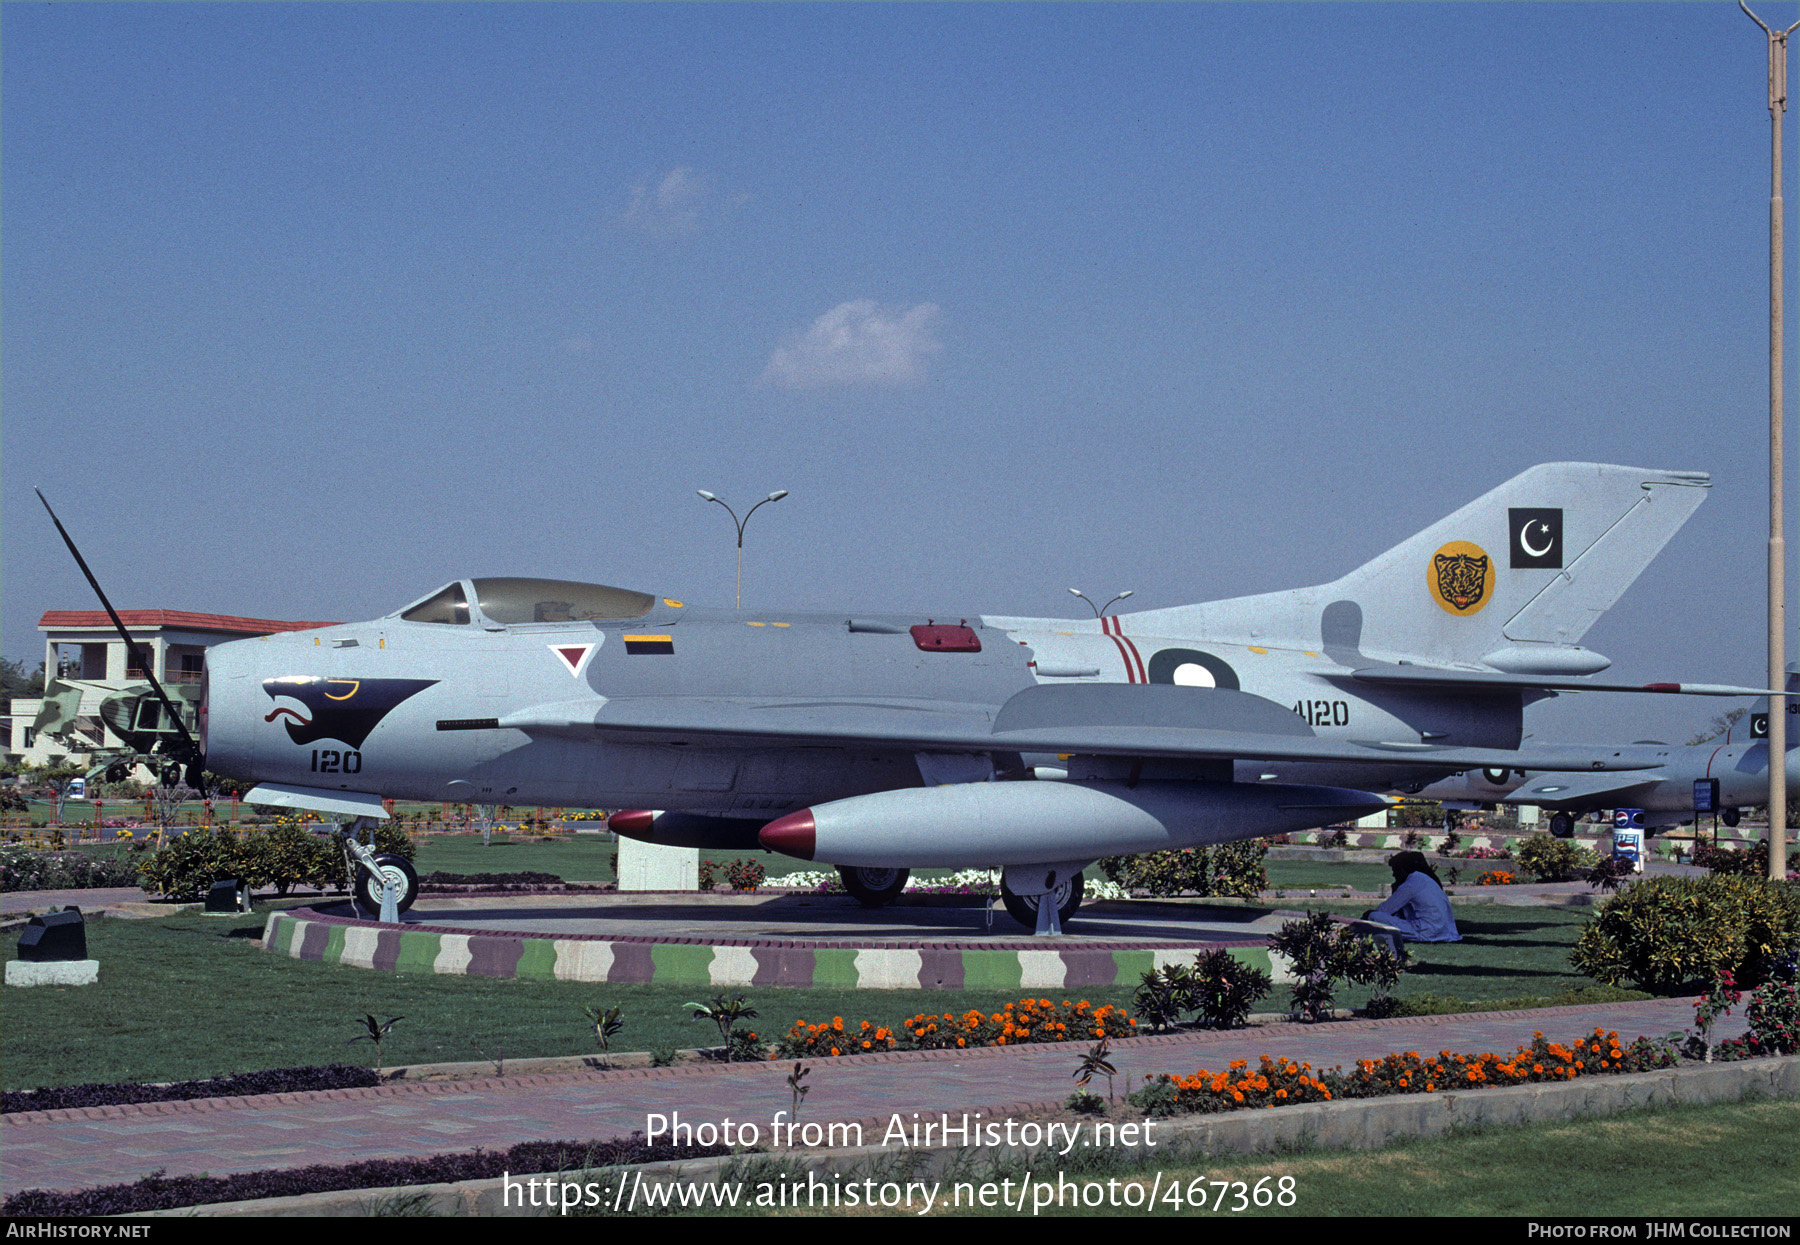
[[36, 464, 1773, 931], [1418, 672, 1798, 836]]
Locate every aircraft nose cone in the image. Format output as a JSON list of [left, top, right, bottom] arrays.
[[608, 809, 656, 836], [759, 809, 816, 860]]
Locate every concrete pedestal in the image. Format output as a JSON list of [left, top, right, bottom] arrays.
[[616, 838, 699, 891], [6, 959, 99, 987]]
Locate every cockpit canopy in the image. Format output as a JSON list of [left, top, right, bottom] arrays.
[[400, 578, 655, 626]]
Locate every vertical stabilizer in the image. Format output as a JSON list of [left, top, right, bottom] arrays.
[[1127, 463, 1709, 667]]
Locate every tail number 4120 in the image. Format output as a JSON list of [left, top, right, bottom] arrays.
[[310, 749, 363, 774]]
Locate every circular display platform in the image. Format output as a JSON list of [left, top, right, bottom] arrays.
[[260, 891, 1297, 990]]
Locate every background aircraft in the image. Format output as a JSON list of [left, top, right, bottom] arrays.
[[41, 463, 1769, 930], [1420, 671, 1798, 836]]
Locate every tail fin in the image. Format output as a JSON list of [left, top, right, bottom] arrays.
[[1748, 665, 1800, 741], [1130, 463, 1709, 667]]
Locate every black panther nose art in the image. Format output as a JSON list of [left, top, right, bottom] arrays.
[[261, 677, 438, 749]]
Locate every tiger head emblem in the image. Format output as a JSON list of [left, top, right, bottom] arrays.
[[1428, 542, 1493, 616]]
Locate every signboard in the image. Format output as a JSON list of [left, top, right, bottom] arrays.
[[1693, 779, 1720, 814]]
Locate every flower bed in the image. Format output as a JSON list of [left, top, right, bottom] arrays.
[[763, 868, 1131, 900], [2, 1064, 383, 1115], [1136, 1028, 1675, 1117], [1, 1135, 730, 1217], [776, 998, 1137, 1058], [0, 845, 141, 892]]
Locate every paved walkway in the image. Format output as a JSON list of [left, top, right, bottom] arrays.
[[0, 996, 1744, 1201]]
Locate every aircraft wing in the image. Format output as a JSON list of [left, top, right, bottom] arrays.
[[1507, 770, 1669, 809], [1344, 666, 1775, 697], [498, 684, 1666, 773]]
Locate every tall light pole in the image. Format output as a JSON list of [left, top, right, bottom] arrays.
[[1069, 588, 1134, 618], [1743, 2, 1797, 882], [697, 489, 788, 609]]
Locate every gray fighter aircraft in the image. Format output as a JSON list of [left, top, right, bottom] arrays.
[[37, 463, 1772, 931], [1418, 672, 1798, 836]]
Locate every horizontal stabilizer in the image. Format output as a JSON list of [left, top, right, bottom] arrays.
[[1509, 771, 1666, 809]]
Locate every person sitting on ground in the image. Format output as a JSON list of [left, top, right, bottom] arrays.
[[1361, 850, 1461, 943]]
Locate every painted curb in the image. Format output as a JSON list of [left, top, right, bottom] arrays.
[[260, 908, 1291, 991]]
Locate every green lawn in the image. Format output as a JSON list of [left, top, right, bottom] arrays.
[[1262, 860, 1395, 893], [696, 1096, 1798, 1218], [0, 904, 1145, 1090], [1, 892, 1645, 1092]]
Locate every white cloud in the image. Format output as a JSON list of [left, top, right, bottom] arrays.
[[621, 166, 713, 236], [760, 300, 944, 389]]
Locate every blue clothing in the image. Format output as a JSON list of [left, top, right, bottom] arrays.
[[1367, 871, 1461, 942]]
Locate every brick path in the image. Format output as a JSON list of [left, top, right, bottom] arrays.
[[0, 996, 1743, 1200]]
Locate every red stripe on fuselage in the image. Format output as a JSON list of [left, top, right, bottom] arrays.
[[1101, 616, 1145, 683]]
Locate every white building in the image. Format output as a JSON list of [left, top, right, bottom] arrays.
[[9, 609, 335, 766]]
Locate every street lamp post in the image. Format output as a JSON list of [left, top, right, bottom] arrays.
[[1742, 2, 1797, 882], [697, 490, 788, 609], [1069, 588, 1134, 618]]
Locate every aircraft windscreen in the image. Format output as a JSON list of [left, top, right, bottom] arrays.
[[401, 582, 470, 624], [471, 578, 655, 624]]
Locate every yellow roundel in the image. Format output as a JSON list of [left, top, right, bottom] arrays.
[[1428, 541, 1494, 616]]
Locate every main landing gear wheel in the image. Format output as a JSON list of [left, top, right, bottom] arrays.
[[1721, 807, 1742, 828], [1001, 871, 1084, 932], [1548, 812, 1576, 839], [356, 853, 419, 914], [838, 865, 909, 908]]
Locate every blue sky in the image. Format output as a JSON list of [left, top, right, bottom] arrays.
[[4, 2, 1797, 743]]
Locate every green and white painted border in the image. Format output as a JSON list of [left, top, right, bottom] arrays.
[[260, 909, 1291, 991]]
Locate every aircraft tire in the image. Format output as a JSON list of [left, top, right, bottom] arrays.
[[1548, 812, 1576, 839], [1000, 871, 1085, 931], [838, 865, 909, 908], [356, 853, 419, 914], [1721, 807, 1741, 828]]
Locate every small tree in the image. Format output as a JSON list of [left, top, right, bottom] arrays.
[[685, 993, 759, 1059], [582, 1004, 625, 1066], [348, 1014, 404, 1072], [29, 759, 85, 825]]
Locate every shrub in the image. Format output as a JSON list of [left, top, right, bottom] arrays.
[[1192, 948, 1272, 1028], [1570, 874, 1800, 993], [1515, 834, 1597, 882], [135, 828, 269, 901], [1695, 839, 1770, 877], [1133, 965, 1198, 1032], [2, 1064, 381, 1114], [726, 858, 765, 892], [1097, 840, 1269, 898], [1099, 848, 1210, 897], [1210, 839, 1270, 897], [0, 846, 139, 893], [1269, 913, 1408, 1022], [1269, 911, 1341, 1022]]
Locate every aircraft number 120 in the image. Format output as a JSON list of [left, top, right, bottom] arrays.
[[310, 749, 363, 774], [1292, 700, 1350, 727]]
